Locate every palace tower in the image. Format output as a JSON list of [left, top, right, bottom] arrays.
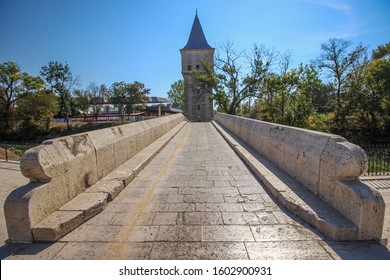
[[180, 13, 214, 122]]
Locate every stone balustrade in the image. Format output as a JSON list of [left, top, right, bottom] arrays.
[[4, 114, 187, 243], [214, 112, 385, 241]]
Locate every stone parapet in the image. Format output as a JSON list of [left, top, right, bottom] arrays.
[[214, 112, 385, 241], [4, 114, 187, 243]]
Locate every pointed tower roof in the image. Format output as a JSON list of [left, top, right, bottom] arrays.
[[183, 13, 212, 49]]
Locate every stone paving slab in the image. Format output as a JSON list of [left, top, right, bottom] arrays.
[[1, 124, 390, 260], [245, 240, 336, 260], [150, 242, 249, 260]]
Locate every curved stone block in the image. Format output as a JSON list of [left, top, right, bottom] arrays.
[[5, 113, 187, 243], [214, 112, 385, 241]]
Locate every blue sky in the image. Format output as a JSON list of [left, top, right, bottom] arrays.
[[1, 0, 389, 98]]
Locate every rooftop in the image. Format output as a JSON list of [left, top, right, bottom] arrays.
[[182, 13, 212, 50]]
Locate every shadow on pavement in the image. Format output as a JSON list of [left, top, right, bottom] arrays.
[[0, 242, 58, 260], [325, 240, 390, 260]]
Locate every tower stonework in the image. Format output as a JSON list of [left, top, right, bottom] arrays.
[[180, 13, 214, 122]]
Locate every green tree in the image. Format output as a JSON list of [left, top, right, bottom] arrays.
[[73, 89, 90, 120], [40, 61, 79, 129], [337, 42, 390, 137], [111, 81, 127, 115], [364, 43, 390, 135], [74, 83, 111, 121], [256, 63, 326, 130], [16, 91, 59, 133], [258, 73, 283, 122], [286, 64, 322, 128], [99, 84, 112, 116], [195, 42, 277, 115], [167, 79, 184, 110], [372, 42, 390, 60], [90, 82, 106, 120], [277, 50, 294, 123], [125, 81, 150, 113], [314, 38, 368, 127], [0, 61, 45, 131], [111, 81, 150, 120]]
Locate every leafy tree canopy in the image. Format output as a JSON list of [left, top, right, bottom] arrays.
[[0, 61, 45, 130], [167, 79, 184, 110]]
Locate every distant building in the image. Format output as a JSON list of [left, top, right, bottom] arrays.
[[66, 96, 181, 123], [180, 12, 214, 122], [145, 97, 182, 116]]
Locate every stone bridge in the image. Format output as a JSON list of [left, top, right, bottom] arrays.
[[2, 113, 388, 259]]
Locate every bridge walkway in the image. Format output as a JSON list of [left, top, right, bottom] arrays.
[[1, 122, 390, 259]]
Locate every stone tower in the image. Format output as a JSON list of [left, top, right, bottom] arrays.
[[180, 13, 214, 122]]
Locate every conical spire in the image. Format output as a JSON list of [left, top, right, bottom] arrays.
[[183, 12, 212, 49]]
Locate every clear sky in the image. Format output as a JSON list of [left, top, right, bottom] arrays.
[[1, 0, 389, 98]]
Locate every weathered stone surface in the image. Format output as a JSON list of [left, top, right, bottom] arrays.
[[86, 180, 124, 201], [335, 180, 385, 240], [250, 224, 321, 241], [222, 212, 260, 225], [1, 242, 67, 260], [2, 123, 390, 260], [53, 242, 110, 260], [213, 120, 359, 240], [88, 129, 115, 179], [60, 192, 108, 219], [245, 241, 336, 260], [54, 242, 153, 260], [181, 47, 214, 122], [114, 226, 160, 242], [31, 192, 109, 242], [150, 242, 249, 260], [278, 190, 358, 241], [4, 114, 187, 243], [60, 225, 122, 242], [183, 212, 223, 225], [213, 113, 385, 241], [4, 182, 47, 242], [102, 169, 136, 188], [156, 225, 202, 242], [42, 134, 99, 194], [202, 225, 255, 241], [0, 162, 30, 245], [32, 211, 84, 242]]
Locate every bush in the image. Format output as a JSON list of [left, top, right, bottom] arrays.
[[305, 113, 332, 132]]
